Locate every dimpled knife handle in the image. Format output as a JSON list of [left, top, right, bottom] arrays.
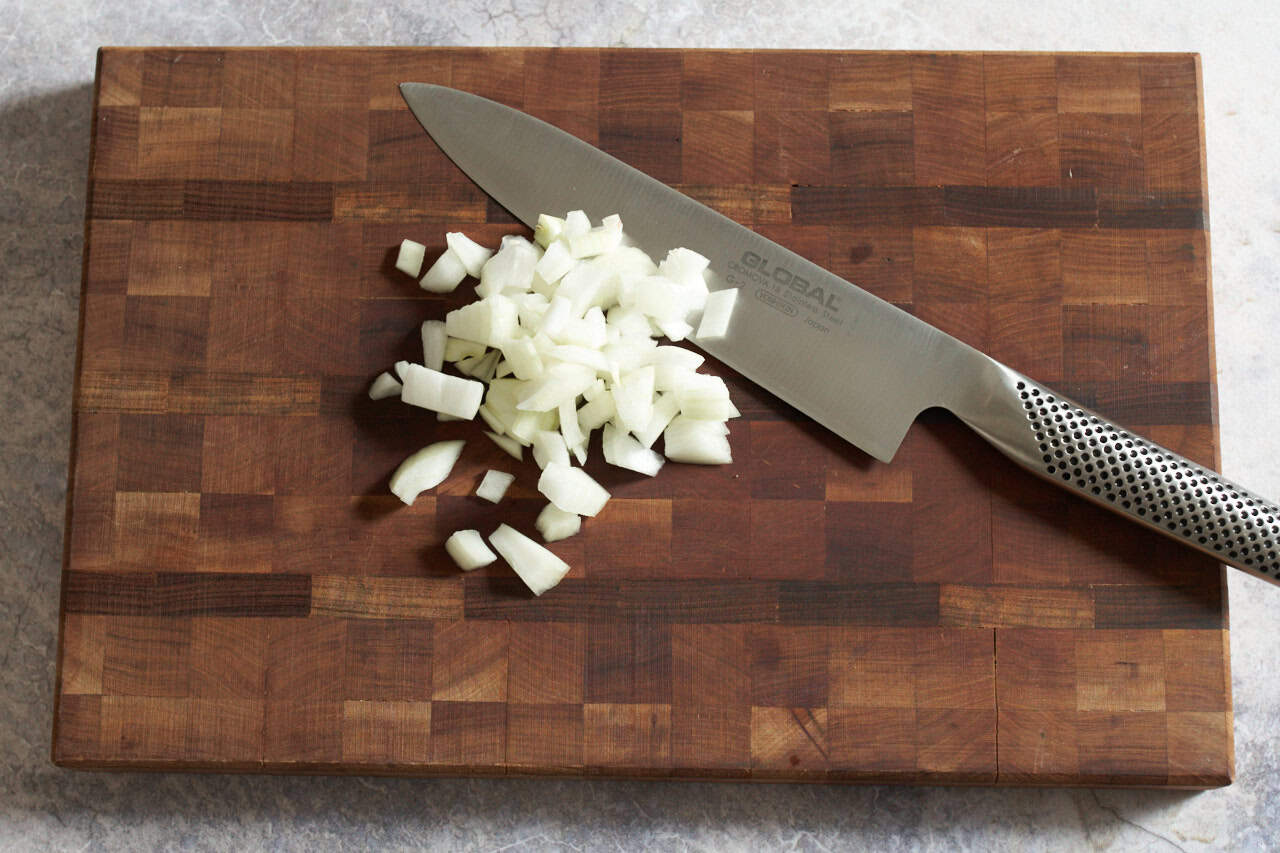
[[953, 361, 1280, 586]]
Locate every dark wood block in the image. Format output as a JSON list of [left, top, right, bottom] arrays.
[[102, 616, 191, 697], [292, 108, 369, 182], [749, 625, 828, 708], [754, 51, 827, 111], [682, 50, 755, 110], [830, 111, 913, 185], [431, 620, 508, 702], [221, 49, 296, 109], [122, 295, 209, 371], [827, 226, 912, 304], [1076, 711, 1167, 784], [509, 623, 586, 703], [753, 111, 830, 186], [189, 617, 268, 699], [264, 699, 343, 763], [586, 620, 671, 704], [141, 49, 224, 107], [911, 53, 985, 185], [341, 700, 432, 764], [986, 111, 1059, 186], [217, 108, 293, 181], [198, 493, 274, 573], [265, 617, 347, 702], [997, 709, 1079, 782], [672, 624, 749, 707], [825, 502, 912, 582], [984, 54, 1057, 112], [1058, 55, 1142, 114], [682, 111, 754, 184], [1060, 113, 1144, 193], [523, 49, 600, 112], [507, 703, 584, 770], [92, 107, 138, 179], [828, 53, 911, 111], [343, 620, 433, 701]]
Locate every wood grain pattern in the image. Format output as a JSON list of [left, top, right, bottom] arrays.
[[55, 48, 1228, 786]]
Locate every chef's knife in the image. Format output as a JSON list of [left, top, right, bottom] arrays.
[[401, 82, 1280, 587]]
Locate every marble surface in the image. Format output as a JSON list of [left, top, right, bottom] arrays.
[[3, 0, 1279, 849]]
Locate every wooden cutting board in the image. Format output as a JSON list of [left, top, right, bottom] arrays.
[[54, 47, 1232, 786]]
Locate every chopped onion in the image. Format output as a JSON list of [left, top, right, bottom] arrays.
[[534, 239, 575, 285], [558, 399, 584, 453], [445, 294, 518, 347], [400, 363, 484, 419], [531, 429, 570, 470], [476, 469, 515, 503], [446, 231, 493, 277], [485, 430, 524, 461], [534, 213, 565, 248], [500, 336, 543, 381], [612, 366, 655, 434], [535, 503, 581, 543], [576, 390, 615, 432], [633, 391, 680, 448], [444, 337, 486, 363], [602, 423, 665, 476], [538, 462, 611, 517], [676, 373, 735, 421], [445, 529, 497, 570], [395, 239, 427, 278], [422, 320, 446, 371], [478, 404, 506, 435], [477, 235, 540, 298], [695, 288, 739, 340], [389, 439, 466, 505], [516, 363, 597, 412], [367, 371, 402, 400], [489, 523, 571, 596], [420, 247, 468, 293], [663, 415, 732, 465]]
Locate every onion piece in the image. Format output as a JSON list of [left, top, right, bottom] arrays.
[[576, 390, 615, 432], [533, 239, 575, 286], [612, 365, 655, 434], [367, 371, 402, 400], [477, 235, 540, 298], [516, 364, 597, 412], [445, 529, 497, 571], [444, 337, 487, 363], [445, 294, 518, 347], [500, 336, 544, 381], [602, 423, 665, 476], [489, 523, 570, 596], [476, 469, 515, 503], [535, 503, 581, 543], [568, 217, 623, 258], [421, 321, 446, 371], [420, 247, 468, 293], [558, 399, 584, 453], [485, 430, 524, 461], [446, 231, 493, 277], [389, 439, 466, 505], [562, 210, 591, 239], [534, 214, 565, 248], [395, 239, 427, 277], [538, 462, 611, 517], [695, 288, 739, 340], [400, 363, 484, 420], [478, 404, 505, 435], [531, 429, 570, 470], [633, 391, 680, 448], [676, 374, 736, 421], [663, 416, 732, 465]]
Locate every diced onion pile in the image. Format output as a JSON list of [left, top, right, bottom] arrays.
[[372, 212, 739, 595]]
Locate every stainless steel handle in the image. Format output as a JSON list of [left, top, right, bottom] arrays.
[[948, 358, 1280, 586]]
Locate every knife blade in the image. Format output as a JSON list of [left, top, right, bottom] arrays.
[[401, 82, 1280, 587]]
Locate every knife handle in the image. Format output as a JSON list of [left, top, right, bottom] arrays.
[[950, 361, 1280, 586]]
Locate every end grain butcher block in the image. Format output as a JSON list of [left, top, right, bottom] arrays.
[[55, 47, 1231, 785]]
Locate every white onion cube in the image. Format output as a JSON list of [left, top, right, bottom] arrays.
[[489, 523, 571, 596], [420, 248, 468, 293], [537, 462, 610, 517], [395, 239, 427, 278], [695, 288, 739, 340], [476, 469, 515, 503], [399, 363, 484, 419], [445, 529, 497, 571], [445, 232, 493, 277], [367, 371, 402, 400], [389, 440, 466, 505], [535, 503, 581, 543]]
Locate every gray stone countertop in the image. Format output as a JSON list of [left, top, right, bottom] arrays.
[[3, 1, 1278, 849]]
